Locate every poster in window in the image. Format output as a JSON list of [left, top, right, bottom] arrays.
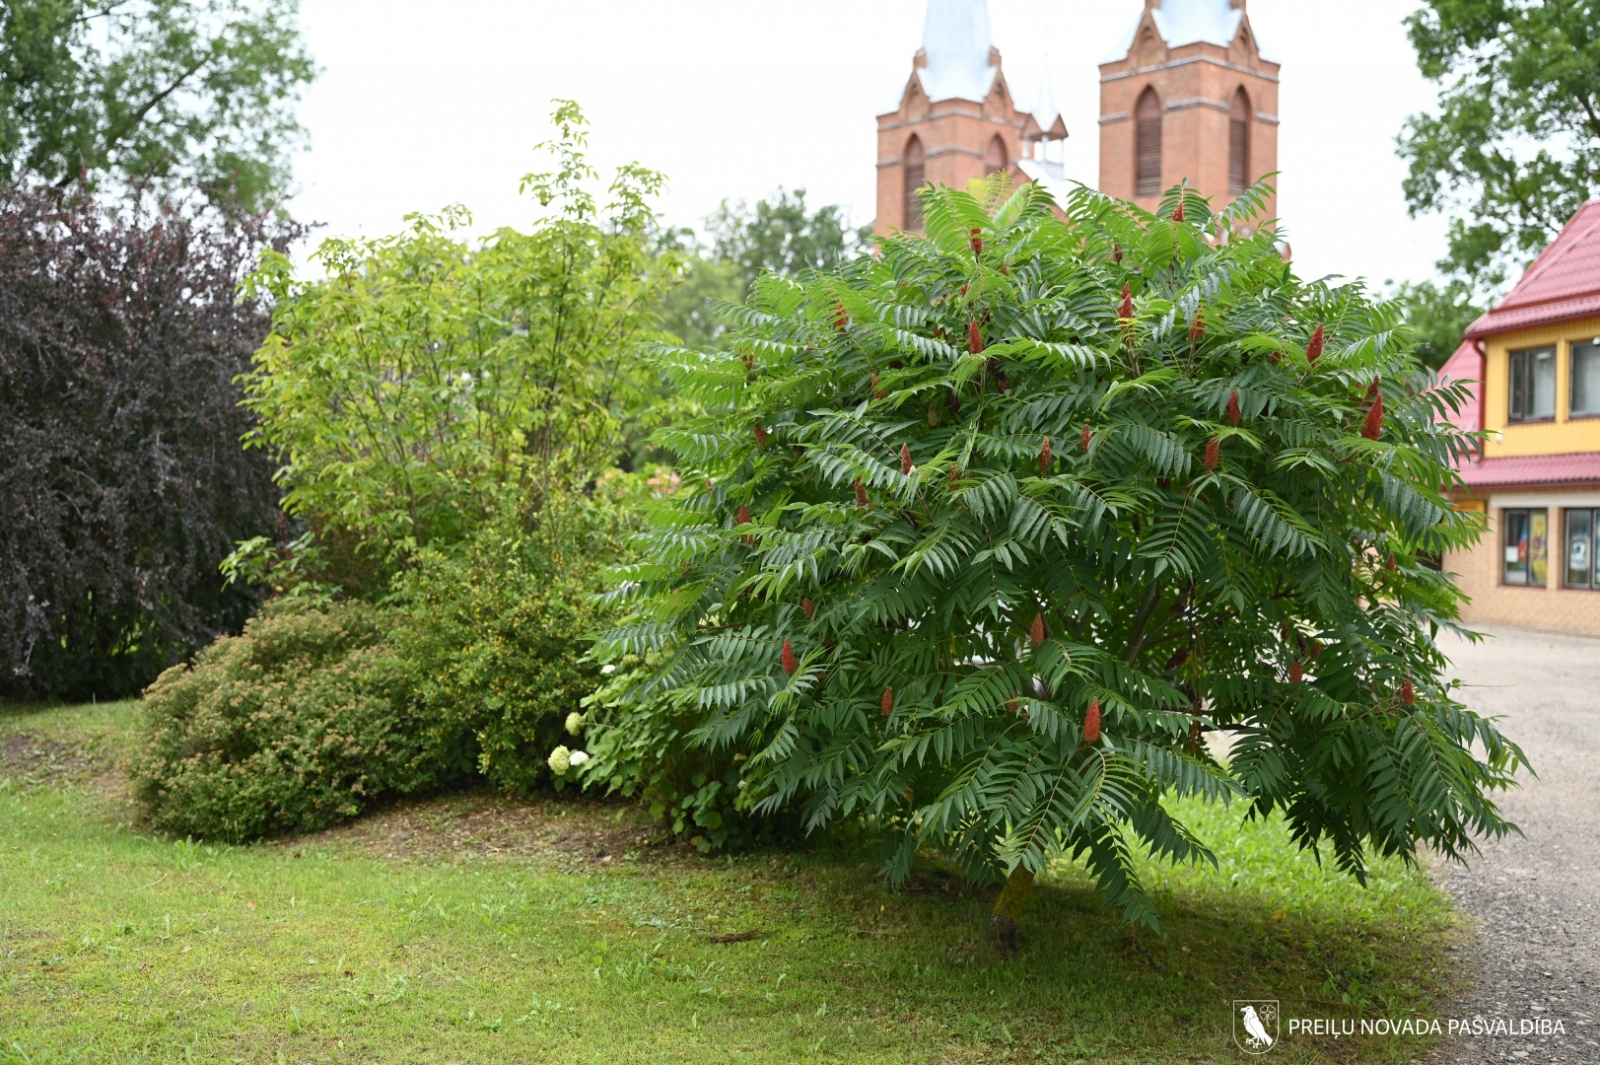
[[1530, 510, 1549, 585]]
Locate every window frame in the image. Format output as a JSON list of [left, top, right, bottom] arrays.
[[1565, 508, 1597, 588], [1508, 345, 1557, 423], [1134, 87, 1162, 197], [1502, 507, 1549, 587], [1568, 337, 1600, 419]]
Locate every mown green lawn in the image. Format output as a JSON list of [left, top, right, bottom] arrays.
[[1, 700, 1466, 1064]]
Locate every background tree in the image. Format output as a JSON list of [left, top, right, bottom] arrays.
[[1388, 278, 1482, 370], [0, 186, 298, 701], [591, 178, 1525, 940], [1398, 0, 1600, 292], [0, 0, 316, 212], [657, 188, 871, 351]]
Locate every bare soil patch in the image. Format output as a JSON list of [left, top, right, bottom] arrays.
[[0, 731, 112, 790]]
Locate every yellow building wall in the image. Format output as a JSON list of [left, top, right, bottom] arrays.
[[1482, 314, 1600, 457]]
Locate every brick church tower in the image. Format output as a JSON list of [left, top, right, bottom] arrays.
[[874, 0, 1066, 236], [1099, 0, 1279, 223]]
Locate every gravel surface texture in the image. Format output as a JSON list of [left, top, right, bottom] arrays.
[[1426, 625, 1600, 1065]]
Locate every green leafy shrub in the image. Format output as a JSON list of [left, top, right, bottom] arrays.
[[390, 492, 633, 794], [134, 601, 450, 841], [592, 177, 1526, 935]]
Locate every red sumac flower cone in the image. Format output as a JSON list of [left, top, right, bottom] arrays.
[[1402, 682, 1416, 705], [854, 478, 868, 507], [754, 421, 768, 448], [969, 320, 984, 354], [1029, 613, 1046, 646], [1290, 661, 1304, 683], [1306, 323, 1325, 362], [801, 598, 816, 618], [1363, 393, 1384, 440], [1038, 437, 1052, 472], [781, 640, 798, 676], [901, 442, 913, 476], [1227, 390, 1241, 426], [1119, 282, 1134, 319], [1083, 698, 1101, 744], [1204, 437, 1221, 469], [881, 686, 894, 716]]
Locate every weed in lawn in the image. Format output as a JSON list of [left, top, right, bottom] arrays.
[[0, 700, 1467, 1063]]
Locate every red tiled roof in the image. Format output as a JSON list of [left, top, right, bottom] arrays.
[[1437, 339, 1482, 434], [1466, 201, 1600, 338], [1456, 451, 1600, 489]]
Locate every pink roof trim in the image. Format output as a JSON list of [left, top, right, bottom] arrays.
[[1467, 201, 1600, 338], [1456, 450, 1600, 489]]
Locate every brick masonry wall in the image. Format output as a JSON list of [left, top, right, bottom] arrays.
[[1446, 506, 1600, 635]]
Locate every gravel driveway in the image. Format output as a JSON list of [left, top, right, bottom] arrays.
[[1426, 625, 1600, 1064]]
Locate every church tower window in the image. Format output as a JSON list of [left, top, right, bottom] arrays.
[[1135, 87, 1162, 197], [984, 134, 1007, 176], [904, 135, 926, 230], [1229, 88, 1251, 194]]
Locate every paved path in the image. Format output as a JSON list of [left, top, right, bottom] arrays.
[[1427, 625, 1600, 1064]]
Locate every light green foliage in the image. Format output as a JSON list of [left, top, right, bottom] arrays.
[[593, 177, 1526, 931], [389, 491, 634, 795], [238, 102, 679, 584], [133, 601, 449, 842], [0, 0, 315, 212], [2, 700, 1463, 1063], [1399, 0, 1600, 288]]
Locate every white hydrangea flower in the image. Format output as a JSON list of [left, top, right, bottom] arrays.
[[568, 750, 590, 767], [547, 745, 571, 775], [565, 711, 585, 736]]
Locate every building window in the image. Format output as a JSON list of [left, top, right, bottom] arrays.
[[1228, 88, 1251, 194], [1570, 337, 1600, 416], [904, 135, 925, 230], [1567, 509, 1597, 587], [1509, 346, 1556, 421], [1503, 508, 1548, 586], [984, 135, 1007, 176], [1135, 87, 1162, 197]]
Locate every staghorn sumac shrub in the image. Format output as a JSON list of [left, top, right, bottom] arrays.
[[591, 176, 1526, 937], [0, 186, 298, 700]]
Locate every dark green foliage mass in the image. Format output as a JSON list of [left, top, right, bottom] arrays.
[[1399, 0, 1600, 289], [591, 177, 1526, 930]]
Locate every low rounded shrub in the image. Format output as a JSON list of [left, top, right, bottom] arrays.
[[134, 601, 450, 841]]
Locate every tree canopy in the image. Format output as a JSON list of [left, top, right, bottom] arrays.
[[591, 177, 1525, 936], [1398, 0, 1600, 290], [0, 0, 315, 211]]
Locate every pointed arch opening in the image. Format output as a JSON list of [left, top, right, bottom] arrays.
[[1229, 87, 1252, 194], [904, 135, 926, 230], [1135, 87, 1163, 197], [984, 134, 1008, 176]]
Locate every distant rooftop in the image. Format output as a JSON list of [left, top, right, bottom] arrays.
[[1467, 201, 1600, 338]]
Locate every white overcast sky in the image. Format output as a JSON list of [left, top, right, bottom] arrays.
[[288, 0, 1447, 288]]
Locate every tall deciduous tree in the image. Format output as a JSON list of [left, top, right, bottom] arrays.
[[1398, 0, 1600, 290], [0, 0, 315, 211], [591, 178, 1525, 940]]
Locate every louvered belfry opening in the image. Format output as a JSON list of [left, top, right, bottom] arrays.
[[1229, 88, 1251, 194], [904, 135, 926, 229], [1135, 87, 1162, 197], [984, 134, 1007, 176]]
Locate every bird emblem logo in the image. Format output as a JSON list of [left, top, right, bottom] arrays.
[[1234, 1000, 1279, 1054]]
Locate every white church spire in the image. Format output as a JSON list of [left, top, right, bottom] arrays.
[[916, 0, 998, 104]]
